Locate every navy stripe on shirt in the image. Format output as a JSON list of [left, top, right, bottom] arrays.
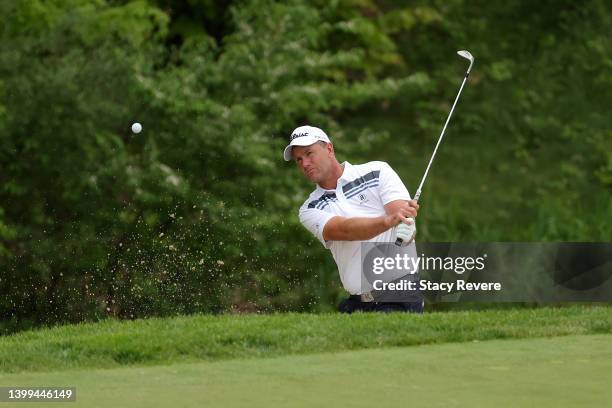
[[342, 171, 380, 197], [345, 179, 380, 199], [308, 192, 337, 210]]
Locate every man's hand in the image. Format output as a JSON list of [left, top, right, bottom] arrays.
[[383, 200, 419, 228], [396, 222, 416, 245]]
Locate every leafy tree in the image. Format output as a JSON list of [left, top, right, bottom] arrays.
[[0, 0, 427, 332]]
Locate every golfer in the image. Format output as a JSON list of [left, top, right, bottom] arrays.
[[284, 125, 424, 313]]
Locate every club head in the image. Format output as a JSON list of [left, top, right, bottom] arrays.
[[457, 50, 474, 74]]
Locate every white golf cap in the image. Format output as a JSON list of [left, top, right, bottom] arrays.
[[283, 125, 331, 161]]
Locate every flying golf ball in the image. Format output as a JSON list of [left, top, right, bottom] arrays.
[[131, 122, 142, 134]]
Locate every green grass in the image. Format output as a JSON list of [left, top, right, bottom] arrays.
[[1, 334, 610, 407], [1, 305, 611, 374]]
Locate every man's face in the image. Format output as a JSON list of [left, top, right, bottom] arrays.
[[292, 143, 333, 184]]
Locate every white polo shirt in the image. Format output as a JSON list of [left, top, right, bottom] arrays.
[[299, 161, 416, 295]]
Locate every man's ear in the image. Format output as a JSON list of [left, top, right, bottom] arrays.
[[327, 143, 334, 157]]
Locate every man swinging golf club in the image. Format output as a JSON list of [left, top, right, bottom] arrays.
[[285, 51, 474, 313], [284, 125, 424, 313]]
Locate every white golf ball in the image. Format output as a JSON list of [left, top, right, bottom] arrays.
[[131, 122, 142, 134]]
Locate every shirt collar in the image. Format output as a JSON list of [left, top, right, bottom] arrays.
[[339, 161, 352, 180]]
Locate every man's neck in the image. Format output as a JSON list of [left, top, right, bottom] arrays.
[[319, 161, 344, 190]]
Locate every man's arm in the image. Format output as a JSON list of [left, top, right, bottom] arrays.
[[322, 200, 418, 241]]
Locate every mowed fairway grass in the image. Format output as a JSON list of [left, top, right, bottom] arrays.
[[1, 306, 611, 407]]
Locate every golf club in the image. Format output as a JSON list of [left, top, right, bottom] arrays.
[[396, 50, 475, 246]]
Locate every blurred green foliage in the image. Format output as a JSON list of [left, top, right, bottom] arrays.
[[0, 0, 610, 333]]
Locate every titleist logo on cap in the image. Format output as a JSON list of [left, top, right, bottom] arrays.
[[290, 132, 308, 141]]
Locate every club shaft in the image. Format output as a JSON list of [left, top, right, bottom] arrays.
[[413, 72, 470, 202]]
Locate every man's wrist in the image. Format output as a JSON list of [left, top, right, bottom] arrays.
[[382, 215, 395, 230]]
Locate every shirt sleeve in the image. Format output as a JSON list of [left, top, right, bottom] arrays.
[[299, 206, 337, 249], [378, 162, 412, 205]]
